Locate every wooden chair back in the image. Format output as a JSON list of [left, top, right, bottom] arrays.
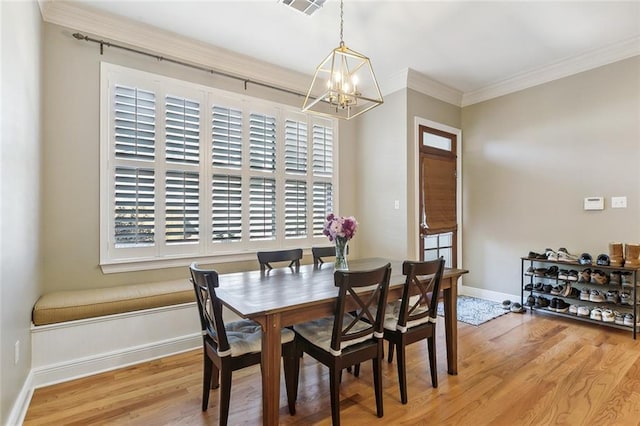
[[331, 263, 392, 353], [397, 258, 445, 329], [257, 248, 303, 272], [189, 263, 231, 355], [312, 245, 349, 267]]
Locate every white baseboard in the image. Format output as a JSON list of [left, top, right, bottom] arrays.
[[460, 284, 520, 304], [6, 370, 34, 426]]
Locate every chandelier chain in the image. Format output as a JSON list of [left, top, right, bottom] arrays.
[[339, 0, 344, 45]]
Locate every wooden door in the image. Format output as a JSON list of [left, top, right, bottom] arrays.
[[419, 125, 457, 267]]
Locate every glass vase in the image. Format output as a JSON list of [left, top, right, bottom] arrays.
[[335, 237, 348, 270]]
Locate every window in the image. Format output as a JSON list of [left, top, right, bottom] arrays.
[[101, 63, 337, 271]]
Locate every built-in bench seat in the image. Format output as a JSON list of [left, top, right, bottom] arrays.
[[32, 280, 194, 326]]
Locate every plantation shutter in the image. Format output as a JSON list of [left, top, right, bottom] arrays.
[[249, 177, 276, 240], [113, 85, 156, 247], [284, 119, 307, 174], [312, 182, 333, 236], [249, 113, 276, 171], [212, 105, 242, 168], [312, 124, 333, 176], [285, 180, 307, 238], [212, 174, 242, 242]]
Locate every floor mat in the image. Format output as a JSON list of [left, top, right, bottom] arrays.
[[437, 295, 510, 326]]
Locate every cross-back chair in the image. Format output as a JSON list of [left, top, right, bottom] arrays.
[[287, 263, 392, 426], [311, 245, 349, 268], [383, 257, 445, 403], [189, 263, 298, 425], [257, 248, 303, 272]]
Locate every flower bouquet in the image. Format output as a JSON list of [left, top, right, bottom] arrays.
[[323, 213, 358, 270]]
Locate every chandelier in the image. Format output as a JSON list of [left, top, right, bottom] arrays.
[[302, 0, 383, 120]]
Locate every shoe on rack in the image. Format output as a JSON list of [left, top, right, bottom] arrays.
[[596, 254, 610, 266], [620, 291, 632, 305], [558, 248, 579, 262], [609, 271, 621, 285], [562, 282, 573, 297], [558, 269, 569, 280], [546, 249, 559, 261], [534, 268, 548, 277], [579, 253, 593, 265], [543, 284, 553, 293], [601, 309, 615, 323], [606, 290, 620, 304], [570, 287, 580, 298], [623, 313, 637, 327], [624, 243, 640, 267], [555, 299, 570, 313], [533, 282, 544, 292], [534, 296, 550, 309], [592, 270, 609, 285], [589, 290, 605, 303], [580, 288, 591, 301], [590, 308, 603, 321], [614, 311, 625, 325], [567, 270, 578, 282], [621, 272, 634, 286], [545, 266, 559, 277], [525, 295, 536, 307], [569, 304, 578, 315], [524, 283, 533, 291], [577, 306, 591, 317], [549, 298, 559, 312], [578, 268, 592, 283], [525, 266, 535, 276], [550, 285, 563, 296]]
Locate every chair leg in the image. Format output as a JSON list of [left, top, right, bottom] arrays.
[[396, 342, 408, 404], [427, 335, 438, 388], [202, 356, 213, 411], [373, 356, 384, 417], [219, 367, 233, 426], [282, 342, 299, 415], [387, 341, 394, 363], [353, 363, 360, 377], [330, 367, 342, 426]]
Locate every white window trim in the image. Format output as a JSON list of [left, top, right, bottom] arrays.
[[100, 63, 338, 273]]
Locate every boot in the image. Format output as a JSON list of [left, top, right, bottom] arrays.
[[624, 243, 640, 267], [609, 242, 624, 266]]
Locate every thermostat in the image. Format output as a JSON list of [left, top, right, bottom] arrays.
[[584, 197, 604, 211]]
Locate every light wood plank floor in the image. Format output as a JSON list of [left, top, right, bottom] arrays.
[[24, 312, 640, 425]]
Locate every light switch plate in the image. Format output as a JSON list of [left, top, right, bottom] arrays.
[[584, 197, 604, 210], [611, 196, 627, 208]]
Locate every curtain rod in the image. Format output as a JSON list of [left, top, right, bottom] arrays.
[[72, 32, 306, 98]]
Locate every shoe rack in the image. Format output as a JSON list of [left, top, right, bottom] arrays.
[[520, 257, 639, 339]]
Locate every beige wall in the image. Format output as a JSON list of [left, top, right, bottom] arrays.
[[461, 56, 640, 296], [1, 1, 43, 423], [40, 21, 357, 292]]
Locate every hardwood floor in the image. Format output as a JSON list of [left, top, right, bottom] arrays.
[[24, 312, 640, 425]]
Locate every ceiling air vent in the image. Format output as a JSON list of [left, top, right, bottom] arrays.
[[279, 0, 326, 16]]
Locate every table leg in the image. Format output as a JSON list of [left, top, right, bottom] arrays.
[[442, 276, 459, 375], [258, 313, 282, 425]]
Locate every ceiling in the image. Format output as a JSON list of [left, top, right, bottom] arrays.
[[46, 0, 640, 104]]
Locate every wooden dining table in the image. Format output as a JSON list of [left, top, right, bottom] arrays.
[[216, 257, 468, 425]]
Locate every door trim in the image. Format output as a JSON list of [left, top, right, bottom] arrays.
[[412, 117, 463, 268]]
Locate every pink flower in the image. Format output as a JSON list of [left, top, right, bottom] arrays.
[[323, 213, 358, 242]]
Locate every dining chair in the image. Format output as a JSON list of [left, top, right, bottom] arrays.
[[382, 257, 445, 404], [257, 248, 303, 272], [311, 245, 349, 268], [189, 263, 298, 425], [287, 263, 392, 426]]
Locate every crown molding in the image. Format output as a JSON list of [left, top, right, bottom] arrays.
[[461, 36, 640, 107], [38, 0, 312, 96], [406, 69, 463, 107]]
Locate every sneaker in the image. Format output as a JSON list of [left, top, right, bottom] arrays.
[[543, 284, 553, 293], [524, 283, 533, 291], [621, 272, 634, 286], [570, 287, 581, 298], [534, 296, 550, 309], [562, 282, 573, 297], [569, 304, 579, 314], [547, 249, 559, 261], [592, 270, 609, 285], [558, 248, 579, 262], [606, 290, 619, 304], [551, 285, 564, 296], [525, 295, 536, 307], [558, 269, 569, 280], [590, 290, 605, 303], [534, 268, 548, 277], [549, 298, 559, 312], [577, 306, 591, 317], [555, 299, 570, 313], [590, 308, 603, 321], [620, 291, 632, 305], [623, 313, 636, 327], [580, 288, 591, 301], [609, 271, 621, 285], [510, 302, 524, 313], [502, 300, 512, 310], [533, 282, 544, 292], [567, 270, 579, 282], [545, 266, 559, 277], [614, 311, 625, 325], [578, 269, 592, 283], [525, 266, 535, 276], [601, 309, 615, 322]]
